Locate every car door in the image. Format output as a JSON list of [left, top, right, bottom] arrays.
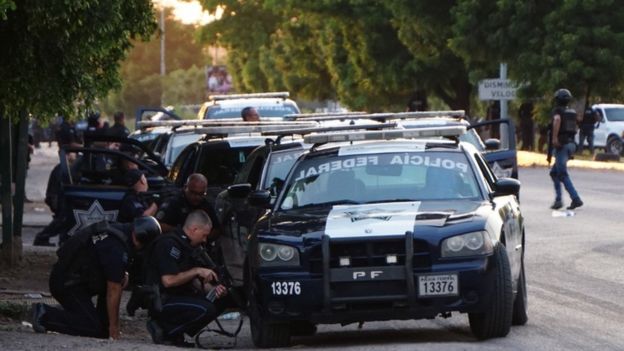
[[468, 119, 518, 179]]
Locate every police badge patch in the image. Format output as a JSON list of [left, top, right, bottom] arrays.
[[169, 246, 181, 260]]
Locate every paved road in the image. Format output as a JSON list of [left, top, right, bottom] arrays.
[[4, 166, 624, 350]]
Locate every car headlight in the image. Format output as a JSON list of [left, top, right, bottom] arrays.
[[259, 243, 300, 266], [441, 231, 493, 258]]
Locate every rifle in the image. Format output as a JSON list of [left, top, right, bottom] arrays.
[[546, 127, 553, 165]]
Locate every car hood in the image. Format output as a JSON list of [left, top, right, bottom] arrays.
[[262, 200, 486, 238]]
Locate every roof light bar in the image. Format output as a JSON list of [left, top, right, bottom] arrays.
[[261, 122, 398, 136], [137, 119, 316, 129], [303, 125, 466, 144], [283, 111, 367, 121], [209, 91, 290, 101], [286, 110, 465, 122]]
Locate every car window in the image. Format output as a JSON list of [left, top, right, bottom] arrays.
[[164, 133, 203, 167], [206, 105, 299, 119], [195, 146, 257, 187], [279, 151, 481, 210], [604, 107, 624, 122], [459, 129, 486, 151], [169, 145, 197, 186], [262, 148, 305, 190]]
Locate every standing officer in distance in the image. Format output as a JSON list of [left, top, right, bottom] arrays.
[[549, 88, 583, 210], [145, 210, 228, 346], [31, 217, 161, 340], [241, 106, 260, 121], [577, 104, 599, 155]]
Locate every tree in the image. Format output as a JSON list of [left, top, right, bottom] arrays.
[[0, 0, 157, 265], [451, 0, 624, 123]]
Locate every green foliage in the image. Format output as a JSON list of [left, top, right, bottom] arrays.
[[0, 0, 157, 121], [0, 0, 15, 19]]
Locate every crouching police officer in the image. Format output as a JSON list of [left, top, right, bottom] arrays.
[[31, 217, 161, 340], [144, 210, 228, 346]]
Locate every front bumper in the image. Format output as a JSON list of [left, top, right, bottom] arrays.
[[252, 235, 496, 324]]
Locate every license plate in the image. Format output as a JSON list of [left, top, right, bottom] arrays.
[[418, 273, 459, 297]]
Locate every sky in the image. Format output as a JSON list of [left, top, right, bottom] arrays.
[[153, 0, 222, 25]]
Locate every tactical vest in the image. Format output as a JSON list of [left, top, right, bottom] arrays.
[[559, 108, 578, 142], [55, 221, 128, 294]]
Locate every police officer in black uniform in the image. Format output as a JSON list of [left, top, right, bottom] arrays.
[[156, 173, 219, 234], [549, 88, 583, 210], [32, 217, 161, 340], [145, 210, 228, 346], [108, 111, 130, 138], [118, 169, 158, 223], [578, 105, 599, 155]]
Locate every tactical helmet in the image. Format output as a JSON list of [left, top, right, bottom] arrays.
[[554, 88, 572, 106], [133, 216, 161, 245]]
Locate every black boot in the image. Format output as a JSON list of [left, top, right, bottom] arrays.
[[567, 198, 583, 210]]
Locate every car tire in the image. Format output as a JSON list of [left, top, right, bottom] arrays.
[[249, 289, 291, 348], [606, 137, 623, 155], [468, 244, 513, 339], [512, 259, 528, 325]]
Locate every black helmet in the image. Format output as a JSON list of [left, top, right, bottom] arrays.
[[554, 88, 572, 106], [133, 216, 161, 245]]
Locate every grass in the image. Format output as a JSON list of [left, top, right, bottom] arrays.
[[518, 150, 624, 171]]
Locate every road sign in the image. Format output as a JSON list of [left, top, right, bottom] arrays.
[[478, 79, 519, 100]]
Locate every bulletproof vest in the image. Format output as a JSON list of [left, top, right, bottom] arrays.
[[559, 108, 578, 140], [55, 221, 128, 293], [582, 109, 597, 125]]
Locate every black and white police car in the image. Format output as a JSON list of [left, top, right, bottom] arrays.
[[244, 125, 527, 347]]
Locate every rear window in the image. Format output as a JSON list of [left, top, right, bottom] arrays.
[[205, 104, 299, 119]]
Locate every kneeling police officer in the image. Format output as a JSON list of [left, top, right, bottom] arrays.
[[144, 210, 229, 346], [32, 217, 161, 340]]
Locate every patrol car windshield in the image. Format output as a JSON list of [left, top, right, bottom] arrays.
[[206, 105, 299, 119], [263, 148, 305, 189], [196, 146, 257, 187], [279, 151, 481, 210], [604, 107, 624, 122]]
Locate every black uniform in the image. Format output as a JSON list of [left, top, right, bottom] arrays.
[[146, 228, 226, 342], [37, 222, 132, 338], [108, 123, 130, 138], [118, 191, 149, 223], [56, 120, 80, 146], [33, 164, 69, 245], [156, 192, 220, 230]]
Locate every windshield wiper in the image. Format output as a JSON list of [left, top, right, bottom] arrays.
[[364, 199, 416, 204], [293, 199, 361, 210]]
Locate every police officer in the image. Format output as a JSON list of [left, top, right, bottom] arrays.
[[156, 173, 219, 234], [108, 111, 130, 138], [145, 210, 228, 346], [549, 88, 583, 210], [241, 106, 260, 121], [578, 105, 599, 155], [118, 169, 158, 223], [31, 217, 161, 340]]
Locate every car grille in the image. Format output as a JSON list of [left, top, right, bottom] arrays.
[[306, 237, 431, 274]]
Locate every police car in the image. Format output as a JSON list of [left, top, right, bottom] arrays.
[[59, 136, 175, 237], [167, 121, 317, 205], [244, 125, 527, 347], [197, 92, 300, 120], [130, 107, 182, 151]]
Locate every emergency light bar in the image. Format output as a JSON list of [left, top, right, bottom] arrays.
[[208, 91, 290, 101], [303, 125, 466, 144], [261, 122, 398, 137], [286, 110, 465, 122], [283, 111, 367, 121], [137, 119, 316, 129]]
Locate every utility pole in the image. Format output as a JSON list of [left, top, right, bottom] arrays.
[[160, 6, 166, 106]]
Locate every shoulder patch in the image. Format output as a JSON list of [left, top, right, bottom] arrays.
[[169, 246, 181, 260]]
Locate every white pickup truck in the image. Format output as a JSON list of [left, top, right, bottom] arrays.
[[588, 104, 624, 155]]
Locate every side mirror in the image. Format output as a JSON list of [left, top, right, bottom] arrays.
[[493, 178, 521, 197], [248, 190, 271, 208], [484, 138, 501, 151], [227, 183, 252, 198]]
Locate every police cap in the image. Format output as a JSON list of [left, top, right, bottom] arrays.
[[133, 216, 161, 245]]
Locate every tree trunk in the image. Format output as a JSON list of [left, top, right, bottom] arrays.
[[0, 112, 15, 266], [11, 113, 28, 258]]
